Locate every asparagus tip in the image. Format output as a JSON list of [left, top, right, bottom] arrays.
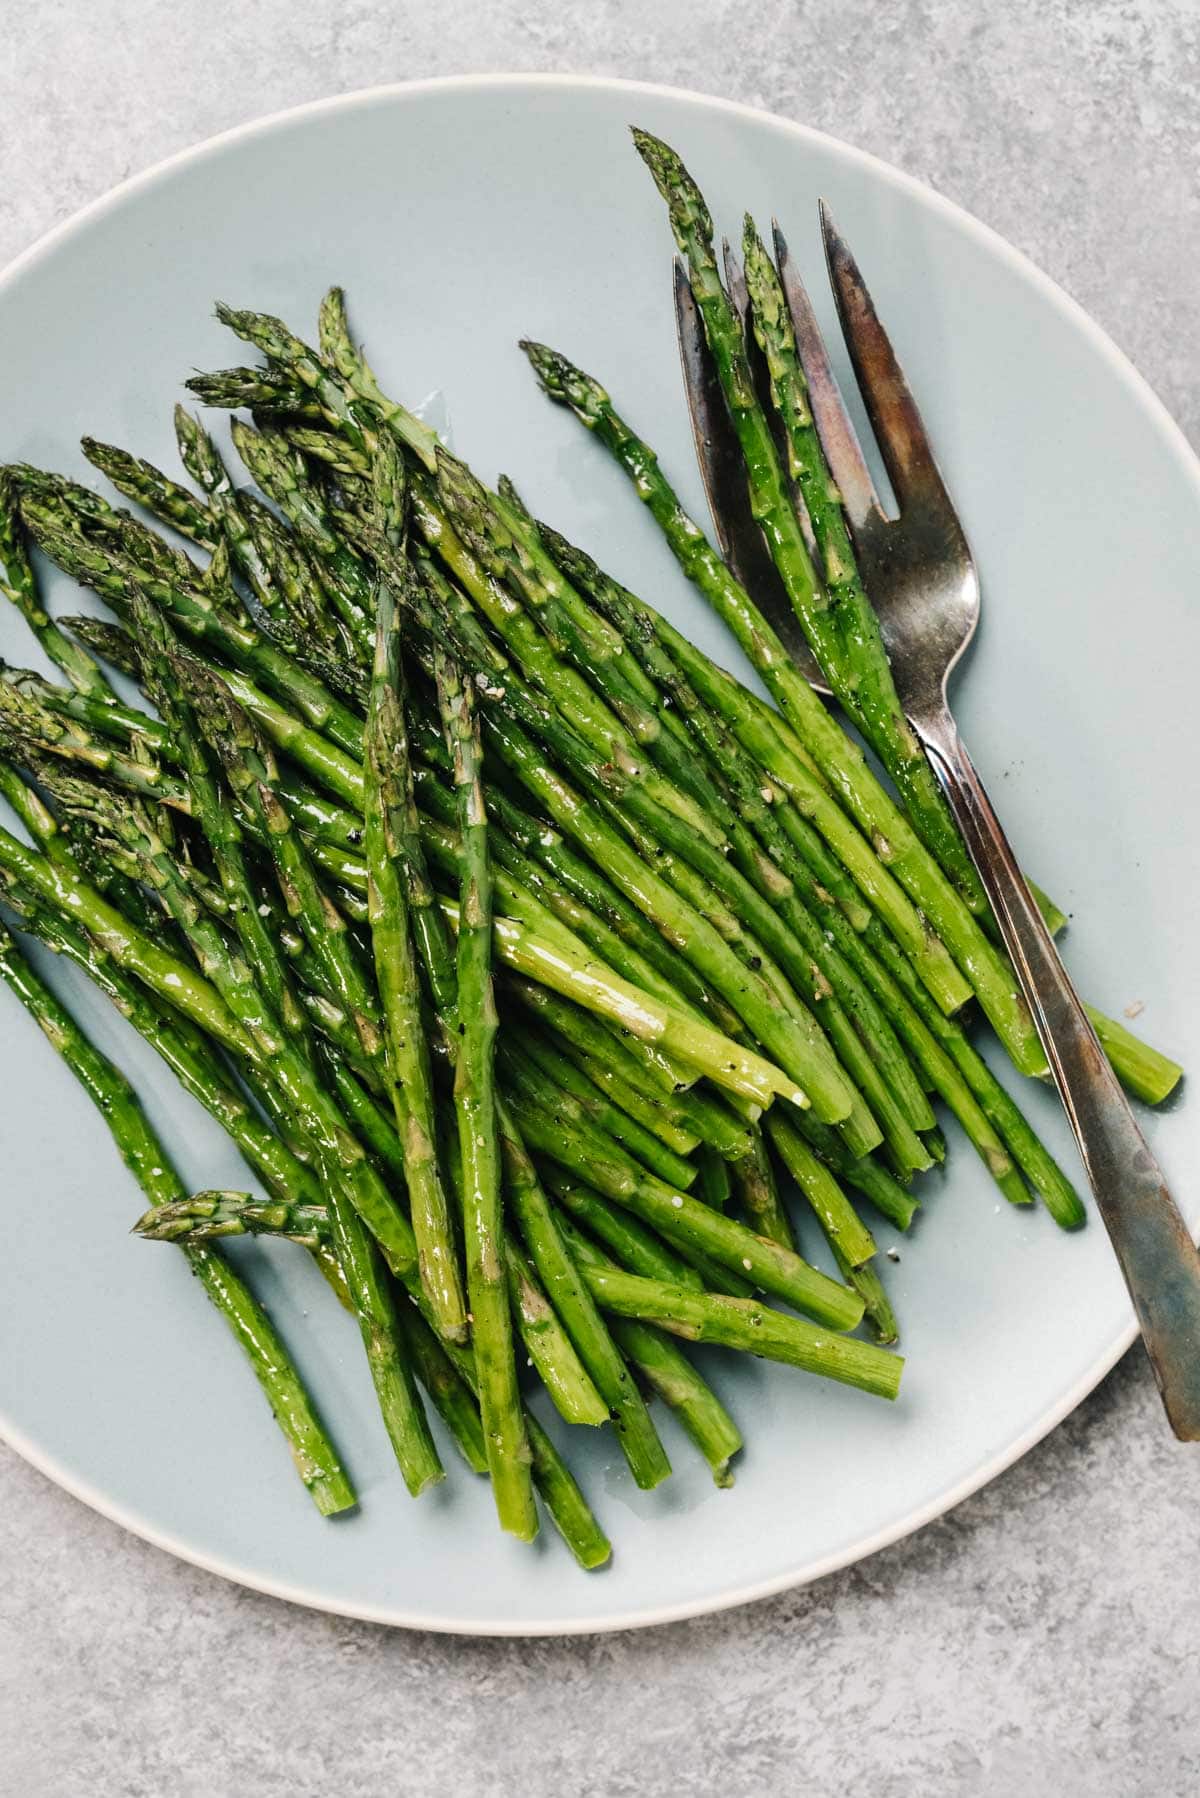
[[629, 126, 713, 240], [518, 341, 608, 422]]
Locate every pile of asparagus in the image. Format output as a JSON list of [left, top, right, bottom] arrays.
[[0, 130, 1181, 1566]]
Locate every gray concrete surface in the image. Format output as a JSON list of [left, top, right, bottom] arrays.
[[1, 4, 1198, 1793]]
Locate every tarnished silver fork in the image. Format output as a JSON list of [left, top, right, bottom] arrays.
[[676, 214, 1200, 1438]]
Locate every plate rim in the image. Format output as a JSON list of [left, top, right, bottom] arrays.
[[0, 69, 1192, 1637]]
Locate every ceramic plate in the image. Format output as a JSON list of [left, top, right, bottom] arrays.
[[1, 75, 1196, 1635]]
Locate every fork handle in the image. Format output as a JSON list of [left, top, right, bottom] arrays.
[[914, 702, 1200, 1438]]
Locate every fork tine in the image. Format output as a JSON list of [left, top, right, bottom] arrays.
[[672, 258, 793, 606], [722, 237, 750, 320], [772, 218, 884, 532], [817, 201, 953, 519]]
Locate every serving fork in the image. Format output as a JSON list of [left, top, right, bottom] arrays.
[[676, 212, 1200, 1438]]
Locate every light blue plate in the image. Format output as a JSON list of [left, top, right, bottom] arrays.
[[0, 75, 1196, 1635]]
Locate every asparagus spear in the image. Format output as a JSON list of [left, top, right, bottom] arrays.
[[430, 637, 537, 1536], [584, 1260, 902, 1398], [38, 468, 1159, 1141], [412, 737, 735, 1054], [215, 296, 438, 471], [0, 474, 114, 699], [743, 204, 991, 910], [439, 894, 801, 1110], [402, 542, 865, 1123], [522, 530, 1064, 1206], [359, 536, 613, 1446], [416, 738, 742, 1039], [27, 483, 813, 1105], [767, 1112, 878, 1269], [80, 437, 217, 548], [315, 1022, 614, 1429], [0, 719, 600, 1546], [729, 1128, 797, 1252], [423, 460, 723, 847], [0, 919, 354, 1514], [229, 418, 375, 655], [346, 582, 655, 1470], [172, 365, 1179, 1100], [0, 871, 324, 1208], [694, 1144, 732, 1212], [62, 610, 369, 812], [429, 646, 843, 1119], [363, 586, 469, 1345], [737, 216, 1067, 954]]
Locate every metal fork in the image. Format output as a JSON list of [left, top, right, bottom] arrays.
[[676, 214, 1200, 1438]]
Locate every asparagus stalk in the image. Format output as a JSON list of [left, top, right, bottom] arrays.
[[406, 549, 862, 1128], [694, 1145, 733, 1212], [62, 611, 369, 812], [498, 552, 1052, 1202], [167, 370, 1177, 1102], [767, 1112, 878, 1269], [363, 584, 469, 1344], [418, 743, 743, 1041], [186, 364, 325, 421], [0, 921, 354, 1515], [438, 671, 838, 1116], [583, 1260, 902, 1398], [30, 514, 816, 1114], [20, 482, 367, 763], [422, 460, 723, 847], [0, 471, 115, 700], [229, 418, 375, 654], [391, 1301, 488, 1474], [730, 1128, 797, 1252], [327, 1179, 444, 1495], [126, 406, 1176, 1104], [440, 894, 803, 1110], [735, 207, 988, 913], [0, 679, 600, 1539], [505, 1240, 610, 1428], [432, 637, 537, 1537], [216, 295, 438, 470]]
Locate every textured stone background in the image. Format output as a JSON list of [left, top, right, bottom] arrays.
[[1, 5, 1198, 1794]]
